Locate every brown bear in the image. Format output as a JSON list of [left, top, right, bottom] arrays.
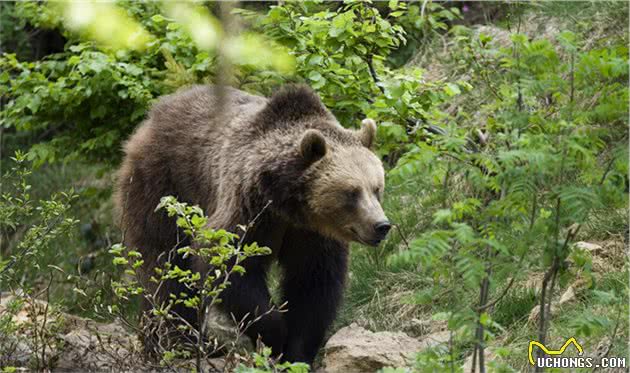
[[114, 85, 391, 364]]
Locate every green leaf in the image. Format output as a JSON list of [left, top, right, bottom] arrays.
[[308, 71, 322, 82], [443, 83, 461, 97]]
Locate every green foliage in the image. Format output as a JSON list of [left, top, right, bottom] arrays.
[[412, 344, 458, 372], [0, 296, 24, 367], [0, 50, 160, 165], [109, 196, 272, 369], [0, 151, 79, 283], [0, 1, 292, 166], [235, 347, 310, 373], [0, 2, 37, 59], [0, 153, 78, 370], [241, 1, 463, 161], [388, 1, 461, 67], [384, 7, 628, 370], [1, 1, 454, 166], [253, 0, 405, 121]]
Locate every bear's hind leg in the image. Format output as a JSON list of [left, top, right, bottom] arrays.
[[278, 228, 348, 365]]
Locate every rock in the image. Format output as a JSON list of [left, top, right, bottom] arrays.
[[474, 25, 512, 48], [402, 317, 447, 338], [0, 294, 144, 371], [420, 330, 451, 349], [572, 240, 625, 273], [462, 349, 496, 372], [323, 323, 449, 373], [558, 286, 576, 305], [528, 303, 559, 325], [56, 324, 138, 371], [575, 241, 604, 254]]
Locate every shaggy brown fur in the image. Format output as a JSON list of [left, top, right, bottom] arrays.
[[114, 85, 389, 364]]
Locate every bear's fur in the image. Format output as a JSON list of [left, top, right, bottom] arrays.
[[114, 85, 389, 364]]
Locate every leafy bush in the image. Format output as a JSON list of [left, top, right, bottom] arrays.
[[0, 151, 78, 284], [387, 12, 628, 370], [235, 347, 309, 373], [0, 1, 291, 166], [1, 1, 456, 166], [109, 196, 272, 370], [0, 153, 78, 370]]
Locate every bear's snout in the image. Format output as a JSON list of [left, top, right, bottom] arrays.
[[374, 221, 392, 238], [367, 220, 391, 245]]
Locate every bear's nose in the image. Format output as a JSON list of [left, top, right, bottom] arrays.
[[374, 221, 392, 238]]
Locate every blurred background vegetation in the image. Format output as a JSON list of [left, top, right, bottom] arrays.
[[1, 1, 628, 371]]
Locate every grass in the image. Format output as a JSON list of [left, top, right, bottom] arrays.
[[333, 149, 628, 371], [492, 288, 539, 328], [337, 186, 628, 369]]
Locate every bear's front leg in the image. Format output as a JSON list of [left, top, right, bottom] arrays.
[[217, 255, 287, 356], [279, 228, 349, 365]]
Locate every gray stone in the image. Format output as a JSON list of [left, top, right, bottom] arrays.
[[323, 323, 449, 373]]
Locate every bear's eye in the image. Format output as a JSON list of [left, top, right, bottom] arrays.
[[374, 187, 382, 201], [345, 188, 360, 202]]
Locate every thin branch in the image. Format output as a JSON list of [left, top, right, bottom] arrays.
[[40, 272, 54, 370], [569, 53, 575, 106], [599, 156, 616, 185], [476, 251, 526, 312], [515, 7, 523, 112], [367, 55, 385, 95], [420, 0, 428, 20], [593, 302, 624, 372], [238, 200, 272, 246], [0, 216, 64, 277], [394, 224, 411, 251]]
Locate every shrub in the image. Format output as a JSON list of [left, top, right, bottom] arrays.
[[0, 152, 78, 370], [109, 196, 273, 371], [389, 15, 628, 370]]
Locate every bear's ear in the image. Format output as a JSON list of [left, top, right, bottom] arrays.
[[358, 118, 377, 148], [262, 85, 328, 123], [300, 129, 327, 164]]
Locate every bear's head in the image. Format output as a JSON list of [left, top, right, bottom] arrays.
[[259, 86, 391, 246], [299, 118, 391, 246]]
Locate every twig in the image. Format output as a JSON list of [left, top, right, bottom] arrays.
[[238, 200, 272, 246], [394, 224, 411, 251], [569, 53, 575, 107], [476, 252, 526, 312], [420, 0, 428, 20], [442, 161, 452, 208], [472, 272, 491, 373], [515, 7, 523, 112], [367, 55, 385, 95], [39, 272, 54, 370], [593, 302, 623, 372], [599, 156, 616, 185]]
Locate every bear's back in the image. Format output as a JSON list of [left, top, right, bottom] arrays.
[[148, 85, 267, 139], [119, 85, 267, 212]]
